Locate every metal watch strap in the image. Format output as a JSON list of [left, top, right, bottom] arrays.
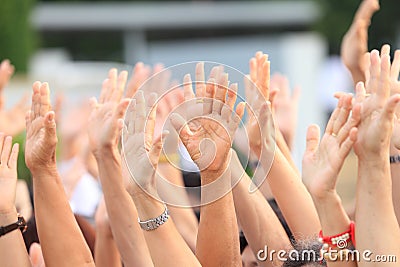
[[390, 155, 400, 164], [0, 215, 27, 237], [138, 204, 169, 231]]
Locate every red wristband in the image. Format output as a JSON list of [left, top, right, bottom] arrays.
[[318, 221, 355, 248]]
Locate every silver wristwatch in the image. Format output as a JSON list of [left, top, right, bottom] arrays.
[[138, 204, 170, 231]]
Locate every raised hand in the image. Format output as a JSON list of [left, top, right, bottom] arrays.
[[0, 134, 19, 213], [353, 49, 400, 160], [0, 59, 15, 94], [87, 68, 130, 155], [302, 94, 360, 199], [171, 72, 245, 182], [270, 73, 301, 150], [341, 0, 379, 84], [25, 82, 58, 171], [123, 90, 167, 192]]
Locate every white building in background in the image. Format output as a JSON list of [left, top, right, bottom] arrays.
[[30, 1, 330, 168]]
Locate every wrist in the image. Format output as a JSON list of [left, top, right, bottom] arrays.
[[0, 208, 18, 225], [29, 163, 58, 176], [93, 145, 119, 160]]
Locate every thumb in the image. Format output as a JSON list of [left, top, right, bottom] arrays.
[[305, 124, 320, 154], [170, 113, 192, 141]]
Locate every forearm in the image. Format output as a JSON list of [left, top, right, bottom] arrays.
[[197, 170, 241, 267], [276, 128, 298, 173], [267, 148, 320, 238], [94, 223, 122, 267], [0, 209, 31, 267], [31, 167, 94, 267], [314, 193, 356, 267], [390, 145, 400, 224], [356, 159, 400, 264], [157, 163, 198, 252], [95, 149, 153, 267], [231, 156, 290, 267], [131, 190, 201, 267]]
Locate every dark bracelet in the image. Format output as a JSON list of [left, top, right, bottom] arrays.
[[390, 155, 400, 164], [0, 215, 27, 237]]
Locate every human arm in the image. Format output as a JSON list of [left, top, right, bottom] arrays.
[[354, 48, 400, 265], [170, 69, 244, 266], [87, 68, 153, 267], [0, 135, 31, 267], [123, 90, 200, 267], [341, 0, 379, 85], [94, 197, 122, 267], [231, 149, 290, 267], [25, 82, 94, 267], [303, 93, 360, 266]]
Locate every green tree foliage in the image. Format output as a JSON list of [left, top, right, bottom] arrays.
[[0, 0, 37, 72], [313, 0, 400, 55]]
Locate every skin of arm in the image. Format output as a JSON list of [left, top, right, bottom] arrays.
[[157, 163, 198, 252], [388, 49, 400, 224], [170, 67, 244, 266], [0, 135, 31, 267], [123, 90, 201, 267], [231, 149, 290, 267], [353, 49, 400, 266], [302, 93, 360, 267], [253, 102, 321, 239], [87, 69, 153, 267], [94, 197, 122, 267], [25, 82, 94, 267]]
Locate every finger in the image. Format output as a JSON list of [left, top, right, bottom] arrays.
[[8, 143, 19, 169], [377, 53, 391, 100], [195, 62, 205, 97], [333, 94, 352, 135], [113, 98, 130, 122], [1, 136, 12, 166], [170, 113, 192, 142], [339, 127, 358, 160], [127, 99, 136, 135], [229, 102, 245, 134], [382, 94, 400, 122], [31, 81, 41, 119], [112, 70, 128, 102], [292, 86, 301, 102], [226, 83, 238, 110], [145, 93, 158, 149], [259, 102, 274, 144], [259, 59, 270, 100], [126, 62, 150, 98], [354, 0, 379, 23], [99, 78, 109, 104], [149, 130, 169, 160], [367, 49, 381, 94], [134, 90, 146, 133], [337, 103, 361, 144], [212, 73, 228, 114], [203, 78, 215, 115], [0, 133, 5, 162], [44, 111, 57, 138], [325, 97, 342, 135], [355, 82, 367, 103], [183, 74, 195, 101], [391, 50, 400, 81], [105, 68, 118, 102], [39, 83, 51, 117], [381, 44, 390, 57], [305, 124, 320, 153]]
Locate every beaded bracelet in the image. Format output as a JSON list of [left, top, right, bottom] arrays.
[[318, 221, 355, 248]]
